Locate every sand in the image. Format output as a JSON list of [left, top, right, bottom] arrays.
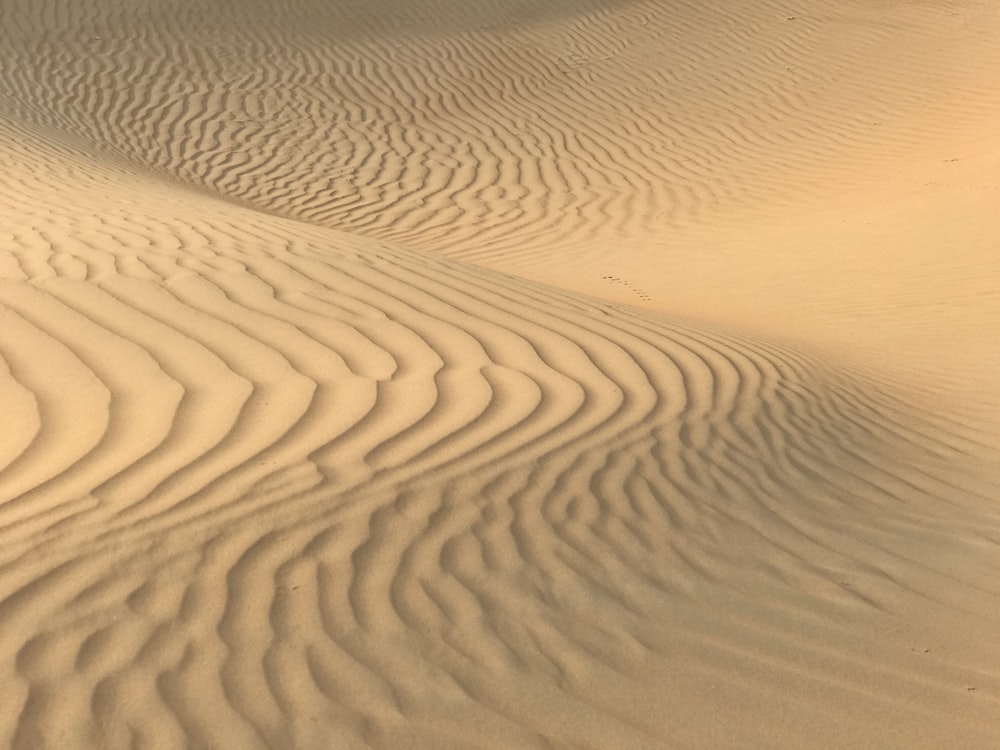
[[2, 0, 1000, 747]]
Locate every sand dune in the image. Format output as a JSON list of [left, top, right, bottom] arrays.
[[2, 0, 1000, 748]]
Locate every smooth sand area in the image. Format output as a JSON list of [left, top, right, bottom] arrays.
[[2, 0, 1000, 747]]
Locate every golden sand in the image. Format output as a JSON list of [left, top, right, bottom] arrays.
[[1, 0, 999, 747]]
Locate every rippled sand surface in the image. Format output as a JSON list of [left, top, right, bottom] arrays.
[[2, 0, 1000, 747]]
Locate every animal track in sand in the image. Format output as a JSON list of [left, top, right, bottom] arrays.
[[601, 274, 652, 302]]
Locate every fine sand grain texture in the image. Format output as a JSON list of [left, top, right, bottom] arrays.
[[2, 0, 1000, 748]]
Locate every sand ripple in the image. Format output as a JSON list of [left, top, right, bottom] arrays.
[[2, 1, 1000, 748]]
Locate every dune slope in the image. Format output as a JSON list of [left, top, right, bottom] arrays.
[[2, 0, 1000, 748]]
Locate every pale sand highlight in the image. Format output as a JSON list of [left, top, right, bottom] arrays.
[[2, 0, 1000, 748]]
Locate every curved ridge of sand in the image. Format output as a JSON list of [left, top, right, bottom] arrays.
[[4, 0, 999, 390], [2, 117, 1000, 749], [2, 0, 1000, 748]]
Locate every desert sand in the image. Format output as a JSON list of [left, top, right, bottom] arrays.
[[2, 0, 1000, 747]]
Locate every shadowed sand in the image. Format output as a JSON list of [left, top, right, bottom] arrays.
[[2, 0, 1000, 748]]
